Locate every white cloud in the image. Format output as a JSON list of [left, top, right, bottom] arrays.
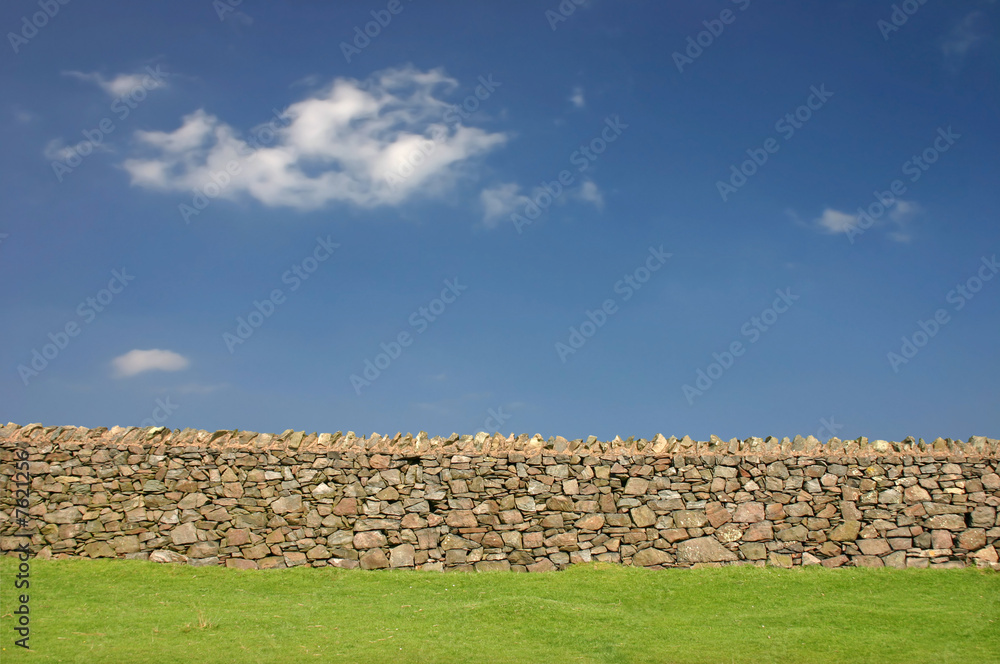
[[124, 66, 508, 210], [480, 182, 531, 227], [576, 179, 604, 209], [569, 86, 585, 109], [815, 208, 858, 234], [63, 69, 166, 98], [812, 200, 920, 242], [112, 349, 190, 378]]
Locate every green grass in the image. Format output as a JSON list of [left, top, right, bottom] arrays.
[[1, 558, 998, 663]]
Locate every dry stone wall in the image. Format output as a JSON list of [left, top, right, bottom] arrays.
[[2, 423, 999, 571]]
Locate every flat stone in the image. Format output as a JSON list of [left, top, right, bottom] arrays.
[[733, 502, 764, 523], [857, 539, 891, 556], [630, 506, 656, 528], [676, 537, 737, 563], [149, 550, 187, 564], [354, 531, 387, 549], [629, 547, 669, 566], [673, 510, 708, 528], [829, 520, 861, 542], [623, 478, 649, 495], [170, 522, 199, 546], [475, 560, 511, 572], [390, 544, 415, 568], [271, 495, 303, 514]]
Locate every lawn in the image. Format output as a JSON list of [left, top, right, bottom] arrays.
[[1, 558, 997, 663]]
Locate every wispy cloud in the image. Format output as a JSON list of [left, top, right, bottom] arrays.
[[112, 349, 190, 378], [569, 86, 585, 109], [941, 11, 988, 68], [809, 200, 921, 242], [124, 66, 508, 211], [63, 69, 166, 98], [480, 182, 532, 226]]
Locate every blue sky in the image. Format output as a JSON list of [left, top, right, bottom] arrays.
[[1, 0, 997, 441]]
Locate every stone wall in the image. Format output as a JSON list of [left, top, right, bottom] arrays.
[[2, 423, 998, 571]]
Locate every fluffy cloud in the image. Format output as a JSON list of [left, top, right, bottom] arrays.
[[112, 349, 190, 378], [576, 179, 604, 208], [124, 66, 508, 210], [815, 208, 859, 234]]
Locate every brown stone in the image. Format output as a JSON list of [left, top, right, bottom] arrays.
[[733, 502, 765, 523], [360, 548, 389, 570], [676, 537, 737, 563]]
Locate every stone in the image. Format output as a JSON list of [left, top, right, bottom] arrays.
[[768, 553, 793, 568], [575, 514, 605, 531], [332, 497, 357, 515], [632, 548, 671, 566], [360, 548, 389, 570], [475, 560, 511, 572], [828, 521, 861, 542], [715, 523, 742, 543], [170, 522, 199, 546], [673, 511, 709, 528], [527, 558, 557, 572], [354, 531, 388, 549], [857, 539, 891, 556], [776, 525, 808, 542], [271, 495, 303, 514], [733, 502, 765, 523], [623, 478, 649, 495], [390, 544, 415, 568], [743, 522, 774, 542], [45, 507, 83, 524], [957, 529, 986, 551], [925, 514, 965, 531], [739, 542, 767, 560], [149, 550, 187, 564], [445, 511, 478, 528], [630, 506, 656, 528], [705, 503, 733, 528], [676, 537, 737, 563]]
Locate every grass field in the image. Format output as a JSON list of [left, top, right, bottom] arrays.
[[1, 558, 998, 663]]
